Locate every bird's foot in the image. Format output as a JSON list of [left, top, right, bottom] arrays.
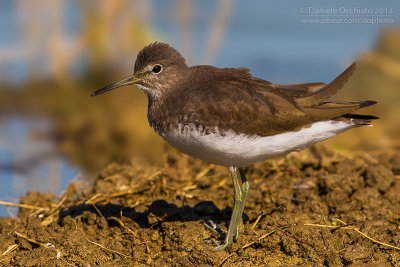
[[213, 239, 233, 251], [202, 220, 233, 250], [201, 220, 220, 237]]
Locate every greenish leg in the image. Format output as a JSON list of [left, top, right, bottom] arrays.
[[234, 168, 249, 239], [213, 166, 249, 251]]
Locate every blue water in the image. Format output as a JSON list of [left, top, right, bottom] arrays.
[[0, 0, 399, 216], [0, 118, 80, 216]]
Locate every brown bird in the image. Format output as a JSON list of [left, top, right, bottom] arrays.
[[91, 42, 378, 250]]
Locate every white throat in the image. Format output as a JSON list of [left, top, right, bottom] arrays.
[[135, 84, 160, 99]]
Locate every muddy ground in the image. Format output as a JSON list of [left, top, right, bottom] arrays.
[[1, 145, 400, 266]]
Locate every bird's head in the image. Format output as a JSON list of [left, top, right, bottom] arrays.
[[91, 42, 188, 98]]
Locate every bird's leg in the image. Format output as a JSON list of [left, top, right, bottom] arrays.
[[234, 167, 249, 239], [213, 166, 244, 251]]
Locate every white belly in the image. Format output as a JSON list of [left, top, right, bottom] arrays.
[[160, 120, 357, 167]]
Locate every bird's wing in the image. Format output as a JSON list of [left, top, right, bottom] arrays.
[[271, 82, 326, 97], [175, 63, 376, 136]]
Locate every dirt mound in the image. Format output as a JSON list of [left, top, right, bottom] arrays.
[[1, 146, 400, 266]]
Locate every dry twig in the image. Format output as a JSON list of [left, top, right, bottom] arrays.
[[41, 193, 70, 226], [241, 229, 277, 250], [195, 165, 213, 180], [304, 223, 355, 230], [108, 217, 138, 238], [305, 219, 400, 251], [86, 239, 131, 258], [0, 201, 49, 211], [1, 244, 19, 256], [108, 216, 152, 263], [14, 231, 66, 263], [335, 219, 400, 251], [250, 213, 263, 231], [85, 190, 136, 205], [77, 228, 131, 258]]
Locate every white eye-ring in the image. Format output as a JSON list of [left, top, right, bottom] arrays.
[[152, 64, 163, 74]]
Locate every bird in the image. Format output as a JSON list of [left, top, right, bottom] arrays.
[[91, 42, 378, 251]]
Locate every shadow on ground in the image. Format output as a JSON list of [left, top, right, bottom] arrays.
[[58, 199, 247, 231]]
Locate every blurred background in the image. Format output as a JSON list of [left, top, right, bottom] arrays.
[[0, 0, 399, 216]]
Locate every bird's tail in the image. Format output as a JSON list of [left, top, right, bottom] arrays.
[[302, 100, 378, 121], [293, 62, 378, 124], [339, 113, 379, 126], [295, 62, 357, 107]]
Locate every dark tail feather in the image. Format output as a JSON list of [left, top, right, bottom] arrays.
[[340, 100, 378, 125], [303, 100, 378, 120], [341, 100, 379, 121], [340, 113, 379, 126], [295, 62, 357, 107], [341, 114, 379, 120], [359, 100, 377, 108]]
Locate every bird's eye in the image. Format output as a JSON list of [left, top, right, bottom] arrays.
[[152, 64, 162, 74]]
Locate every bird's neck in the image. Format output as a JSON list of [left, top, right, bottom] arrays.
[[146, 91, 176, 136]]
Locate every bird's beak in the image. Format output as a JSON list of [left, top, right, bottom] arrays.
[[91, 74, 140, 96]]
